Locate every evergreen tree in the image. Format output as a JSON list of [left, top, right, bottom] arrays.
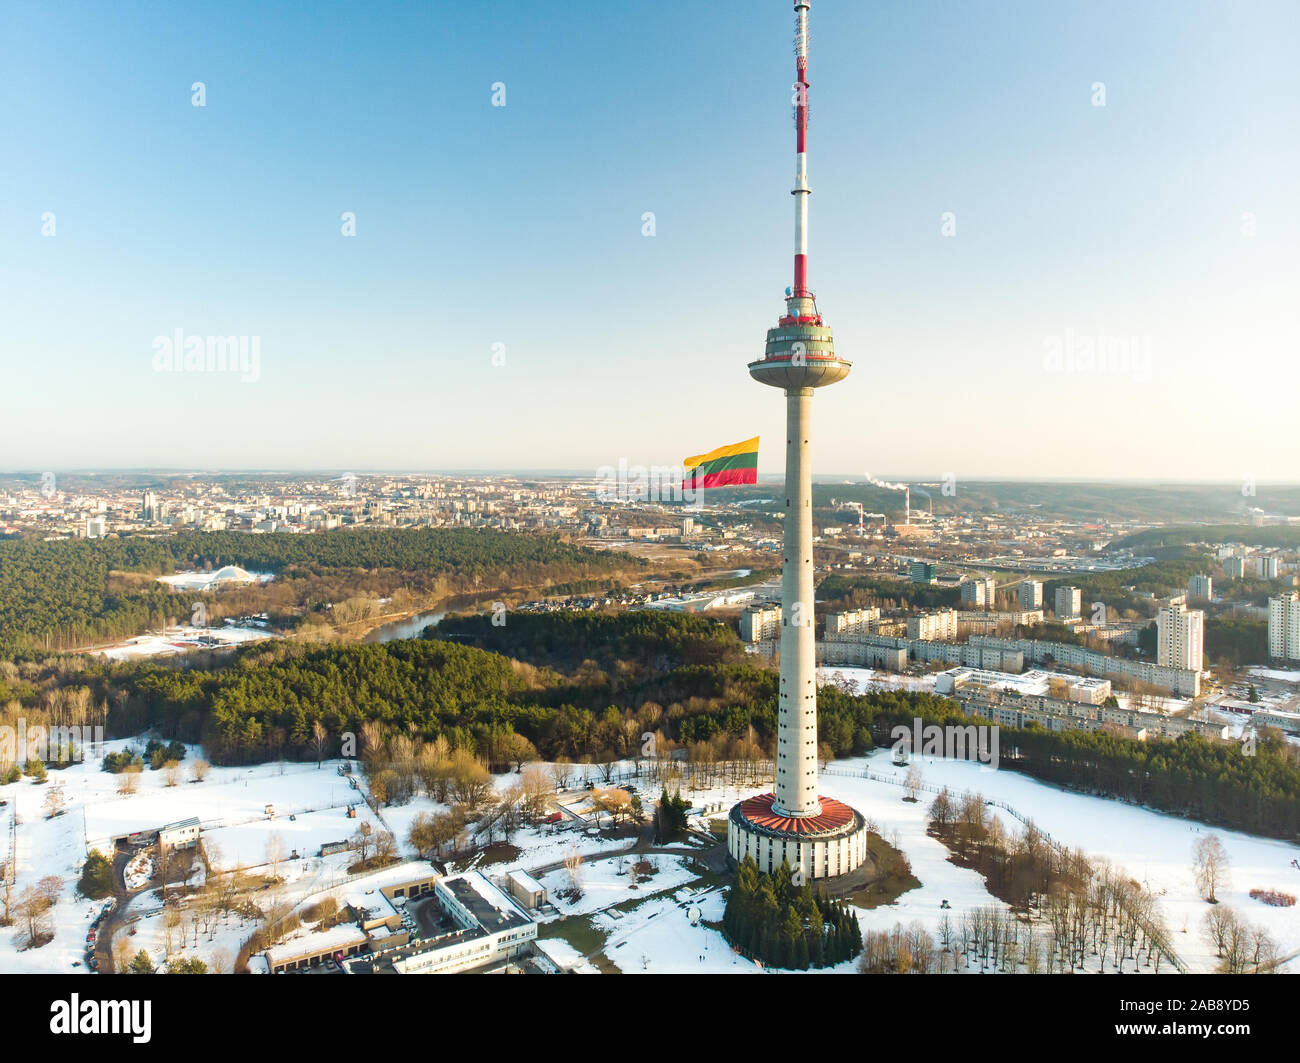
[[128, 949, 156, 974]]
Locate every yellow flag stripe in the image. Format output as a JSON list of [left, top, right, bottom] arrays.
[[683, 436, 760, 470]]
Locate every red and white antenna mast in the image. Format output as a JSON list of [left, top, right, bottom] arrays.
[[792, 0, 812, 302]]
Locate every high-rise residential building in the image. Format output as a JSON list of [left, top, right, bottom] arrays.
[[961, 577, 997, 609], [1255, 555, 1279, 580], [1018, 580, 1043, 610], [1224, 556, 1247, 579], [1187, 573, 1213, 601], [1054, 585, 1082, 619], [86, 517, 106, 539], [140, 490, 157, 521], [1157, 596, 1204, 671], [1269, 592, 1300, 661]]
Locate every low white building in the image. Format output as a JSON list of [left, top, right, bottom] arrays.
[[935, 666, 1112, 705], [381, 872, 536, 975]]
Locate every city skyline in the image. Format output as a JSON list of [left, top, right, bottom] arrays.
[[3, 0, 1297, 478]]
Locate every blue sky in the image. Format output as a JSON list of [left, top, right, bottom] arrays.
[[1, 0, 1296, 479]]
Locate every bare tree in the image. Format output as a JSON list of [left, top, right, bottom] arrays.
[[563, 846, 584, 895], [904, 764, 924, 802], [265, 832, 286, 881], [15, 875, 62, 947], [43, 784, 66, 819], [1194, 835, 1229, 903], [190, 758, 211, 783], [520, 763, 552, 820], [312, 720, 329, 768]]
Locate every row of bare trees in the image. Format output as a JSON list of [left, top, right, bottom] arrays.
[[359, 727, 496, 809], [927, 787, 1180, 973], [1204, 906, 1283, 972]]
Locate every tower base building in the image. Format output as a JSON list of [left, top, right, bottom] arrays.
[[728, 793, 867, 879]]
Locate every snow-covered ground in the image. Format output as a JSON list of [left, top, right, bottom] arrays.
[[5, 730, 1297, 975], [203, 809, 357, 872], [595, 887, 766, 974], [94, 624, 276, 661], [84, 755, 361, 853], [819, 666, 940, 695], [0, 742, 378, 973], [536, 752, 1300, 974], [538, 854, 698, 920], [825, 752, 1300, 972], [1249, 667, 1300, 685]]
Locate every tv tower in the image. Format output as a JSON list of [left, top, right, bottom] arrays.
[[728, 0, 867, 881]]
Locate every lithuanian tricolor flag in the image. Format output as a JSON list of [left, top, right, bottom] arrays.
[[682, 436, 760, 490]]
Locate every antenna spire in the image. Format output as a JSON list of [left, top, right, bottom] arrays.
[[792, 0, 811, 300]]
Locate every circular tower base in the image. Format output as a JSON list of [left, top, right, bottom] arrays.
[[727, 792, 868, 881]]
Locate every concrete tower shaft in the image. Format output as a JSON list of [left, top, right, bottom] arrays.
[[774, 386, 819, 818]]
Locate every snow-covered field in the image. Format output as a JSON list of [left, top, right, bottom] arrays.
[[0, 742, 378, 973], [532, 751, 1300, 974], [84, 756, 361, 853], [538, 854, 699, 919], [4, 729, 1297, 975], [819, 666, 940, 695], [1249, 667, 1300, 685], [826, 752, 1300, 973], [94, 624, 275, 662]]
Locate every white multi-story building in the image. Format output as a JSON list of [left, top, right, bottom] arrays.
[[969, 635, 1201, 697], [824, 606, 879, 636], [740, 605, 782, 642], [956, 609, 1043, 635], [1188, 573, 1213, 601], [1157, 597, 1204, 671], [1054, 585, 1082, 620], [1269, 592, 1300, 661], [1224, 556, 1248, 580], [1018, 580, 1043, 610], [907, 609, 957, 641], [85, 517, 106, 538], [960, 577, 997, 609], [1256, 555, 1279, 580]]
